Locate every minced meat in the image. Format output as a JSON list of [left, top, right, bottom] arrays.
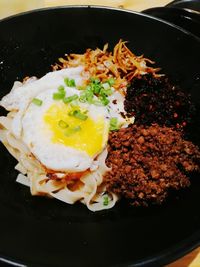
[[104, 124, 200, 206]]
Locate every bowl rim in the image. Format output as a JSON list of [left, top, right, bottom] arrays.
[[0, 4, 200, 41], [142, 6, 200, 40], [143, 6, 200, 20], [0, 5, 200, 267]]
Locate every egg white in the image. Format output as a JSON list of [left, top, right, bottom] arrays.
[[0, 66, 84, 138], [22, 87, 110, 172]]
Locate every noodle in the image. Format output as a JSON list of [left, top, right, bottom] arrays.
[[0, 103, 117, 211]]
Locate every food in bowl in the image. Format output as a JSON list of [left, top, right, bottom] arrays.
[[0, 40, 199, 211]]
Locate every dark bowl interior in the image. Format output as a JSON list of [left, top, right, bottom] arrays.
[[143, 7, 200, 39], [0, 6, 200, 267]]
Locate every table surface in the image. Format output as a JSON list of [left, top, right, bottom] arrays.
[[0, 1, 200, 266]]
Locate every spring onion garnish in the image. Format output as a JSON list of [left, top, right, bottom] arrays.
[[90, 77, 100, 84], [58, 85, 65, 92], [104, 88, 113, 96], [86, 93, 94, 104], [64, 125, 81, 136], [53, 85, 66, 100], [58, 120, 69, 129], [102, 82, 110, 90], [79, 94, 87, 103], [100, 96, 110, 106], [32, 98, 43, 106], [77, 86, 85, 90], [93, 84, 101, 94], [63, 94, 78, 104], [78, 76, 114, 106], [91, 99, 103, 106], [107, 77, 115, 86], [68, 109, 88, 121], [110, 117, 119, 131], [103, 195, 109, 206], [64, 77, 76, 87], [53, 92, 65, 100], [79, 89, 94, 104], [73, 125, 81, 132]]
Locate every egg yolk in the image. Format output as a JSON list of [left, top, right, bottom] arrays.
[[43, 103, 108, 157]]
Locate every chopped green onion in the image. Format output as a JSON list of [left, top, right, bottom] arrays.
[[103, 195, 109, 206], [104, 88, 113, 96], [92, 83, 101, 94], [68, 110, 74, 116], [64, 77, 76, 87], [58, 85, 65, 92], [68, 109, 88, 121], [107, 77, 115, 86], [86, 85, 92, 91], [103, 98, 109, 106], [86, 89, 94, 97], [65, 126, 81, 136], [77, 86, 85, 90], [58, 120, 69, 129], [52, 86, 66, 100], [73, 125, 81, 132], [70, 101, 79, 108], [32, 98, 43, 106], [100, 96, 109, 106], [63, 94, 78, 104], [75, 111, 88, 120], [110, 117, 119, 131], [90, 77, 100, 84], [79, 94, 87, 103], [53, 91, 65, 100], [91, 99, 103, 106], [86, 95, 94, 104], [76, 77, 113, 106], [102, 82, 110, 90], [79, 90, 94, 103]]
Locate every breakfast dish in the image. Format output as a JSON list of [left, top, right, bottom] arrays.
[[0, 40, 199, 211]]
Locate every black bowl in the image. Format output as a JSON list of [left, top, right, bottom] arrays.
[[167, 0, 200, 12], [143, 7, 200, 39], [0, 6, 200, 267]]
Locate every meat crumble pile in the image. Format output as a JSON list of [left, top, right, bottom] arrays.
[[105, 124, 200, 206], [103, 72, 200, 207]]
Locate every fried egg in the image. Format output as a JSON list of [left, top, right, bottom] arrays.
[[0, 66, 132, 173]]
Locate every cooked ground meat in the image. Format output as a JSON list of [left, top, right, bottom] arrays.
[[104, 124, 200, 206], [124, 74, 195, 128]]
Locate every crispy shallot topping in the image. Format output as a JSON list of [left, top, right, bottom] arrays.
[[52, 40, 161, 90]]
